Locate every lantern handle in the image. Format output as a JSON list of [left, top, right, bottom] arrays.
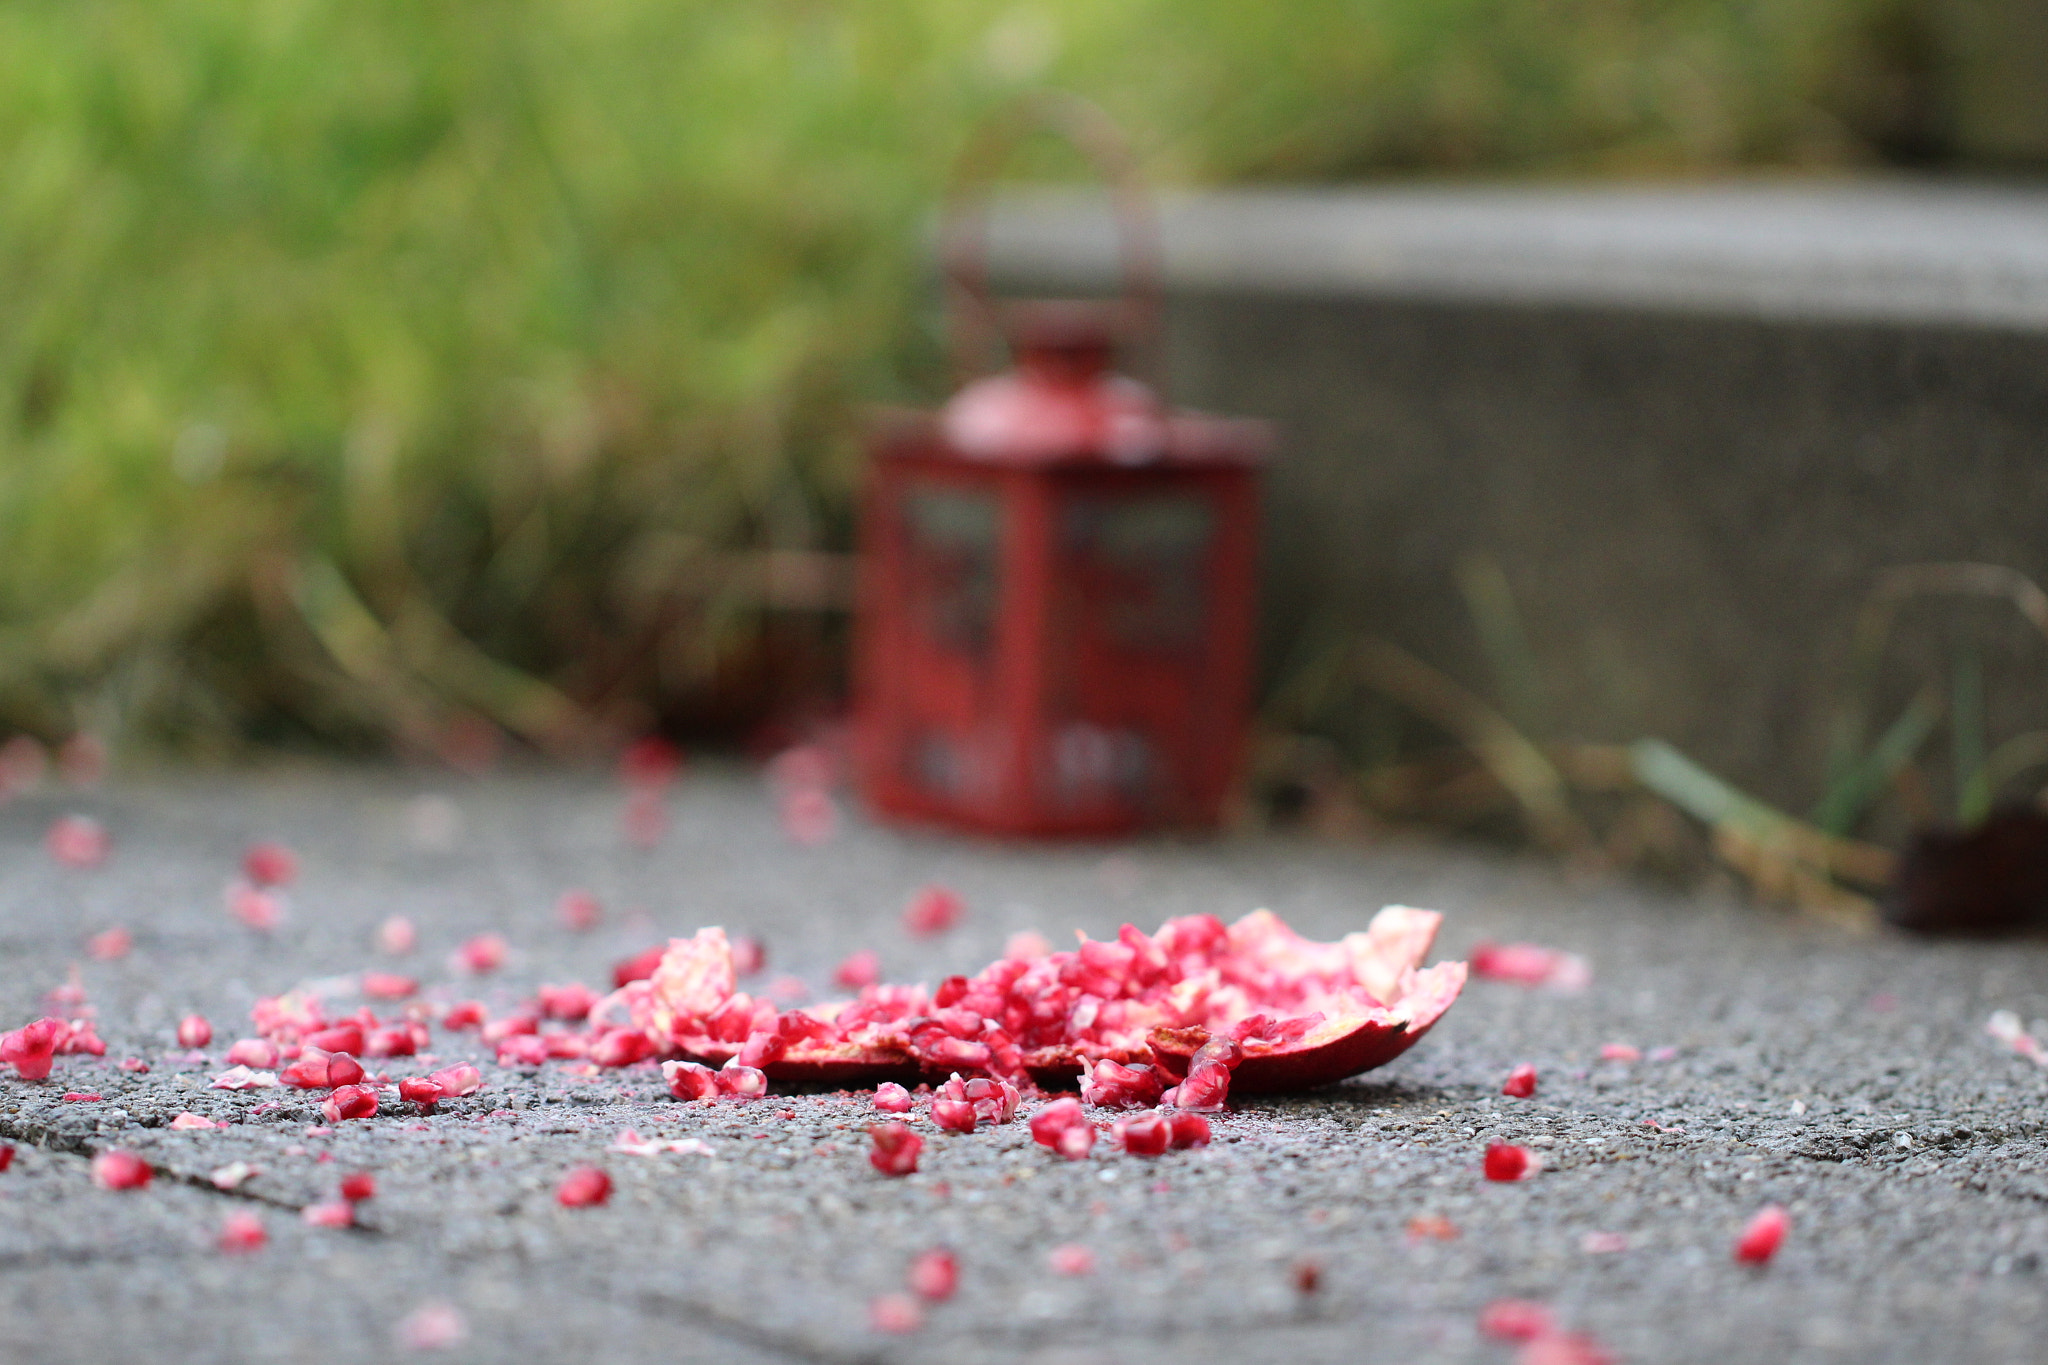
[[939, 91, 1162, 388]]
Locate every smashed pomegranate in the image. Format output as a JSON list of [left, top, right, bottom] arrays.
[[868, 1123, 923, 1176], [1734, 1205, 1789, 1265]]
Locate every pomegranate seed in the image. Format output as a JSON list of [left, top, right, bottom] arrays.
[[611, 945, 666, 987], [1734, 1204, 1790, 1265], [118, 1057, 149, 1073], [210, 1066, 278, 1090], [1048, 1244, 1095, 1276], [1598, 1043, 1640, 1062], [556, 1166, 612, 1207], [1167, 1112, 1211, 1149], [619, 735, 683, 789], [282, 1051, 366, 1090], [907, 1248, 958, 1301], [0, 1145, 13, 1172], [663, 1061, 719, 1100], [376, 915, 417, 955], [779, 787, 836, 845], [1469, 940, 1590, 991], [86, 927, 131, 960], [589, 1028, 655, 1068], [717, 1060, 767, 1098], [1580, 1231, 1629, 1254], [56, 1019, 104, 1057], [304, 1023, 366, 1055], [1478, 1299, 1556, 1342], [868, 1292, 923, 1334], [454, 934, 508, 975], [226, 1038, 279, 1069], [241, 842, 298, 887], [394, 1301, 469, 1352], [873, 1082, 913, 1113], [1292, 1258, 1322, 1294], [930, 1097, 977, 1134], [340, 1172, 376, 1202], [362, 973, 418, 1001], [902, 885, 964, 937], [62, 1092, 101, 1103], [834, 949, 880, 990], [1501, 1063, 1538, 1098], [868, 1123, 923, 1176], [302, 1200, 354, 1228], [1079, 1059, 1165, 1109], [1112, 1110, 1171, 1156], [428, 1064, 478, 1101], [218, 1211, 267, 1253], [2, 1017, 67, 1079], [322, 1084, 378, 1122], [91, 1150, 152, 1190], [495, 1034, 549, 1066], [439, 1001, 486, 1031], [1483, 1142, 1535, 1182], [556, 890, 603, 932], [176, 1015, 213, 1049], [47, 815, 109, 868], [1520, 1332, 1616, 1365], [537, 983, 599, 1021], [224, 880, 286, 932], [730, 935, 766, 976], [169, 1112, 219, 1130], [399, 1077, 444, 1110]]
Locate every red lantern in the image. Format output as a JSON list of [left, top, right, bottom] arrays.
[[852, 97, 1269, 837]]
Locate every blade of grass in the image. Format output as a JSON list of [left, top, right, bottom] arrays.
[[1952, 645, 1984, 824], [1810, 689, 1941, 837], [1455, 552, 1547, 734]]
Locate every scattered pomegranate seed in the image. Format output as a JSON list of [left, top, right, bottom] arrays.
[[226, 1038, 279, 1069], [176, 1014, 213, 1048], [1080, 1058, 1167, 1110], [0, 1145, 13, 1172], [834, 949, 880, 990], [1581, 1231, 1629, 1254], [281, 1051, 366, 1090], [86, 927, 131, 960], [907, 1248, 959, 1301], [376, 915, 418, 955], [1520, 1332, 1616, 1365], [428, 1063, 481, 1098], [224, 880, 285, 932], [718, 1060, 768, 1098], [1112, 1110, 1171, 1156], [56, 1018, 104, 1057], [1598, 1043, 1641, 1063], [210, 1065, 279, 1090], [873, 1082, 914, 1113], [218, 1211, 267, 1253], [362, 973, 418, 1001], [1029, 1098, 1098, 1160], [439, 1001, 486, 1031], [340, 1172, 376, 1202], [868, 1292, 924, 1334], [169, 1112, 219, 1130], [209, 1161, 258, 1190], [619, 735, 683, 789], [454, 934, 508, 974], [394, 1300, 469, 1352], [91, 1150, 152, 1190], [611, 944, 666, 988], [62, 1091, 102, 1103], [1734, 1204, 1790, 1265], [241, 842, 298, 887], [779, 786, 837, 845], [322, 1084, 379, 1122], [556, 1166, 612, 1207], [869, 1123, 923, 1176], [537, 983, 599, 1021], [1469, 940, 1590, 991], [589, 1028, 655, 1068], [1502, 1063, 1538, 1098], [305, 1022, 366, 1055], [1167, 1112, 1211, 1149], [902, 885, 964, 937], [1483, 1143, 1535, 1182], [930, 1097, 977, 1133], [1479, 1299, 1557, 1342], [2, 1017, 67, 1079], [1048, 1244, 1095, 1276], [496, 1033, 549, 1066], [302, 1200, 354, 1227], [556, 890, 602, 932], [1292, 1258, 1323, 1294], [399, 1077, 444, 1110], [118, 1057, 150, 1073], [46, 815, 109, 868]]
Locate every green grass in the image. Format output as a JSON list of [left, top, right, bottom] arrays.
[[0, 0, 1903, 753]]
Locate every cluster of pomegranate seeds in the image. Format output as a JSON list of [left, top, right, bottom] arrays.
[[218, 1211, 267, 1253], [242, 841, 298, 887], [176, 1014, 213, 1048], [902, 885, 964, 937], [1048, 1244, 1095, 1276], [1028, 1098, 1097, 1160], [2, 1017, 66, 1079], [46, 815, 109, 868], [1469, 941, 1590, 992], [930, 1073, 1019, 1134], [1164, 1036, 1241, 1111], [1483, 1143, 1537, 1182], [868, 1123, 922, 1176], [91, 1150, 152, 1191], [1501, 1063, 1538, 1098], [323, 1084, 379, 1122], [86, 927, 131, 961], [556, 1166, 612, 1207], [868, 1293, 923, 1334], [1734, 1204, 1790, 1265], [872, 1082, 913, 1113]]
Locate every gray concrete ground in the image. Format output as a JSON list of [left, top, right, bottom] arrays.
[[2, 767, 2046, 1365]]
